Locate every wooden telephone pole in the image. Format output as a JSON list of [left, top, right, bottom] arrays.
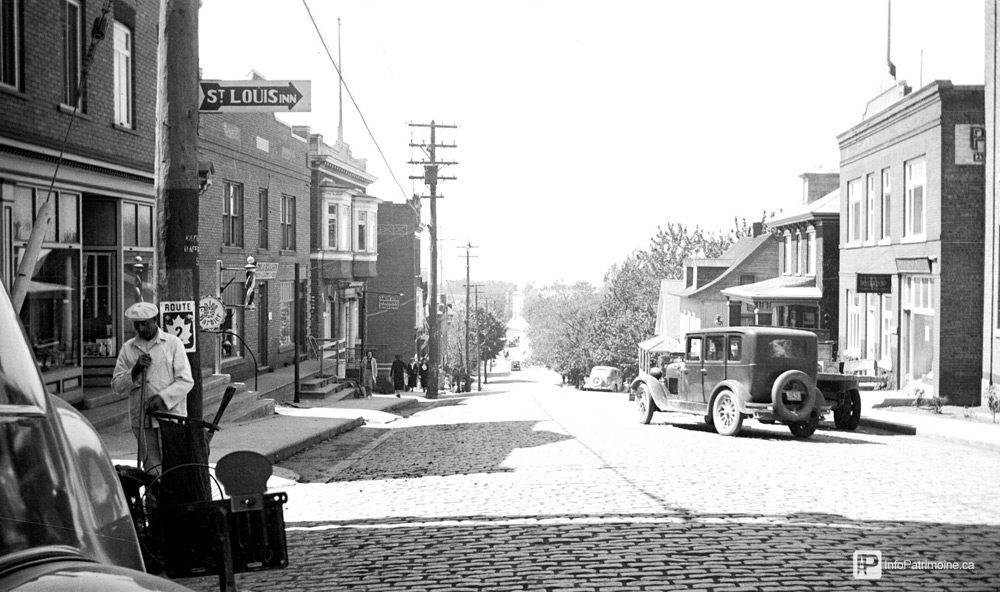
[[408, 121, 457, 399]]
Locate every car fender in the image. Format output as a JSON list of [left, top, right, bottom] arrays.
[[630, 371, 670, 410], [709, 379, 753, 413]]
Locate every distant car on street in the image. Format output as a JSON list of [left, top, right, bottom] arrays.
[[629, 326, 862, 438], [583, 366, 622, 392], [510, 361, 522, 371]]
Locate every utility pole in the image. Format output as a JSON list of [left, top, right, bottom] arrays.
[[461, 242, 477, 393], [469, 284, 484, 391], [409, 121, 457, 399], [156, 0, 208, 501]]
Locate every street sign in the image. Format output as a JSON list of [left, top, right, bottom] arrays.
[[255, 262, 279, 280], [199, 296, 225, 331], [161, 301, 197, 352], [199, 80, 311, 113]]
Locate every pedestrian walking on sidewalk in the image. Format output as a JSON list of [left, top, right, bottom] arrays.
[[391, 354, 407, 397], [419, 357, 429, 392], [407, 356, 418, 392], [111, 302, 194, 475], [361, 351, 377, 398]]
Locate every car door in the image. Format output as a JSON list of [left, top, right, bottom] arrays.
[[681, 335, 704, 402], [700, 334, 727, 404]]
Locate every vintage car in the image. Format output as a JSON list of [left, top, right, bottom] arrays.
[[510, 361, 521, 371], [629, 326, 862, 438], [583, 366, 622, 392], [0, 283, 195, 591]]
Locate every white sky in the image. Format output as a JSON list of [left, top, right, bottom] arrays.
[[199, 0, 985, 288]]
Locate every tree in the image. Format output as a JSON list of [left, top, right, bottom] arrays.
[[591, 254, 659, 379], [522, 282, 600, 383], [638, 214, 770, 280]]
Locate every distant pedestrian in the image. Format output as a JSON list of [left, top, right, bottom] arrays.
[[418, 357, 429, 392], [390, 354, 407, 397], [361, 351, 377, 399], [407, 356, 418, 392]]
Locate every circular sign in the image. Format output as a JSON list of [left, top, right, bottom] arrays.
[[199, 296, 226, 331]]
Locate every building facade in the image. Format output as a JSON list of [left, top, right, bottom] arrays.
[[304, 131, 379, 377], [723, 172, 841, 349], [198, 107, 312, 383], [838, 80, 984, 405], [984, 1, 1000, 393], [0, 0, 158, 406], [366, 198, 424, 364]]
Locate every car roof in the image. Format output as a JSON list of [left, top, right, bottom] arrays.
[[684, 326, 818, 339]]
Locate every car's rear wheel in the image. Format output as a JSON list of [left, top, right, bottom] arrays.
[[712, 390, 743, 436], [833, 388, 862, 430], [788, 417, 820, 438], [636, 383, 655, 425]]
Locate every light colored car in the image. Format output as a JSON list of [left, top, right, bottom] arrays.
[[584, 366, 622, 392], [510, 361, 522, 371]]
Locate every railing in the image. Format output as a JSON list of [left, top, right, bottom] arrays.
[[309, 337, 347, 379]]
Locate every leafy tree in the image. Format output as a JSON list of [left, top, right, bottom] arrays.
[[591, 254, 659, 379], [522, 282, 600, 383]]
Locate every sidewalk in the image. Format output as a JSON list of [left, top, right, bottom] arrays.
[[92, 358, 426, 468], [857, 389, 1000, 452]]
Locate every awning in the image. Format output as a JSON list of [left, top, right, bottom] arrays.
[[721, 275, 821, 305], [638, 334, 683, 354]]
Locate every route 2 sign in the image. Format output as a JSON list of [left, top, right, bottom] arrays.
[[160, 301, 197, 352]]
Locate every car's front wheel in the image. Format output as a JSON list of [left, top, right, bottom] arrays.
[[788, 417, 820, 438], [636, 383, 656, 425], [712, 390, 743, 436]]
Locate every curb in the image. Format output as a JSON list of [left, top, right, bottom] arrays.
[[263, 417, 365, 465], [858, 416, 917, 435]]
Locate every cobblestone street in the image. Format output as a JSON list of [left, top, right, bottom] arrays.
[[179, 369, 1000, 591]]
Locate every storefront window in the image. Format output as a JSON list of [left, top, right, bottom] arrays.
[[16, 247, 80, 372], [82, 252, 115, 357], [122, 254, 154, 316], [279, 280, 293, 346]]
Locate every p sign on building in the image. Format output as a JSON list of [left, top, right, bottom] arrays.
[[161, 301, 197, 352]]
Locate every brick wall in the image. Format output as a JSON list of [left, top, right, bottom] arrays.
[[0, 0, 156, 173], [198, 112, 311, 381]]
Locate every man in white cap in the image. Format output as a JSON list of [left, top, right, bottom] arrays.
[[111, 301, 194, 474]]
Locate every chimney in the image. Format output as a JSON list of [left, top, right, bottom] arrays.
[[800, 171, 840, 204], [752, 222, 763, 237]]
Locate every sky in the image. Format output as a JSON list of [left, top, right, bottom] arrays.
[[198, 0, 986, 288]]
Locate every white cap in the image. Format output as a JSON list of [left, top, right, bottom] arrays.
[[125, 301, 159, 321]]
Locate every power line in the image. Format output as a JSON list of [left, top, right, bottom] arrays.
[[301, 0, 409, 202]]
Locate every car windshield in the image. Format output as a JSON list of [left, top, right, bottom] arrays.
[[591, 367, 614, 377], [0, 286, 47, 411]]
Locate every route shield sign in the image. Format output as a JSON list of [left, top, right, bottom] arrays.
[[161, 301, 197, 352], [199, 80, 311, 113]]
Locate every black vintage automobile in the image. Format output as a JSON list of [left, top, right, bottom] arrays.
[[0, 283, 196, 590], [630, 326, 862, 438]]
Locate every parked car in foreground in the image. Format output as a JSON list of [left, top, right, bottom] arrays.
[[0, 283, 194, 591], [583, 366, 622, 392], [629, 326, 862, 438]]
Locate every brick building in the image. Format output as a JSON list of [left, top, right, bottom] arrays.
[[197, 106, 311, 383], [0, 0, 159, 406], [837, 80, 984, 405], [984, 2, 1000, 393], [366, 198, 425, 365]]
